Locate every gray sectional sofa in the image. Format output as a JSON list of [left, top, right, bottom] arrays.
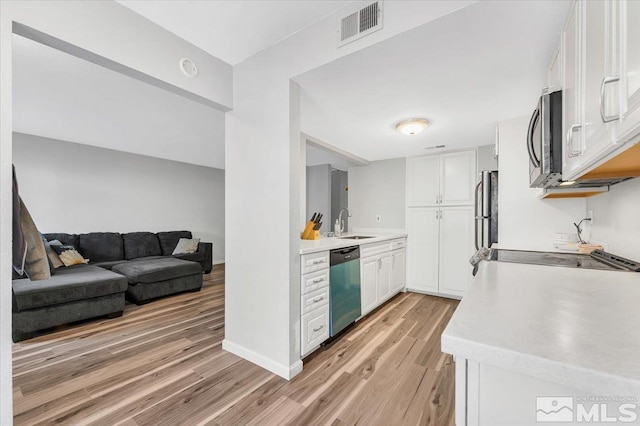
[[12, 230, 212, 342]]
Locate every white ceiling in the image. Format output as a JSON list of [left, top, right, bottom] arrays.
[[296, 0, 571, 161], [12, 34, 225, 169], [117, 0, 350, 65]]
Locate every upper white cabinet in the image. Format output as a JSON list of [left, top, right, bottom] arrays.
[[407, 150, 477, 207], [406, 155, 440, 206], [562, 0, 640, 181]]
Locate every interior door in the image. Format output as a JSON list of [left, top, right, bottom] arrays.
[[406, 208, 439, 293], [406, 156, 440, 207], [440, 151, 476, 206], [391, 249, 406, 293], [377, 253, 392, 302], [360, 256, 378, 316], [439, 207, 474, 297]]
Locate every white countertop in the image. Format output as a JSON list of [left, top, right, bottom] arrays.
[[299, 232, 407, 255], [441, 260, 640, 396]]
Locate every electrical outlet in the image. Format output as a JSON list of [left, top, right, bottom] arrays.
[[376, 214, 382, 223]]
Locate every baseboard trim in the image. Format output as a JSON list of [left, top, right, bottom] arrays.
[[222, 339, 303, 380], [213, 260, 225, 265], [406, 288, 462, 301]]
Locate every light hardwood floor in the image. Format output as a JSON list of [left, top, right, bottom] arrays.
[[13, 264, 459, 425]]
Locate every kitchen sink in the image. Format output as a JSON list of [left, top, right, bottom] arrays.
[[338, 236, 375, 240]]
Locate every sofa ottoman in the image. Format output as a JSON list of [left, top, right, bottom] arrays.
[[12, 264, 128, 341], [112, 258, 202, 304]]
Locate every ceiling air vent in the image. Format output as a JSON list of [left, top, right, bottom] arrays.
[[338, 1, 383, 47]]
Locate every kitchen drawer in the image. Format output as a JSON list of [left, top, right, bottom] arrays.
[[301, 251, 330, 274], [301, 269, 329, 294], [301, 305, 329, 357], [390, 238, 406, 250], [301, 286, 329, 315], [360, 241, 392, 258]]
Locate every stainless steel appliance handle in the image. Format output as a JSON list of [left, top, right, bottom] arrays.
[[566, 124, 582, 158], [474, 181, 482, 251], [600, 75, 620, 123], [527, 107, 541, 168]]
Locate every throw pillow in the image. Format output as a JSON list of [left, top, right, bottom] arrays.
[[52, 244, 76, 256], [19, 197, 50, 281], [58, 249, 90, 267], [44, 242, 65, 269], [172, 238, 200, 255]]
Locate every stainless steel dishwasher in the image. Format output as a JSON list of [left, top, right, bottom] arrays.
[[329, 246, 361, 337]]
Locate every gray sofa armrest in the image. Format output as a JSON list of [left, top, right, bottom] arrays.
[[198, 242, 213, 274]]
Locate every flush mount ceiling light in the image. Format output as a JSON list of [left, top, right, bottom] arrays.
[[395, 118, 429, 135]]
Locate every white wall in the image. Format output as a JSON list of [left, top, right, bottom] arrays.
[[348, 158, 406, 232], [225, 1, 477, 379], [13, 34, 226, 169], [586, 178, 640, 260], [306, 165, 331, 233], [498, 117, 586, 250], [477, 144, 498, 173], [13, 133, 225, 262], [0, 1, 232, 421]]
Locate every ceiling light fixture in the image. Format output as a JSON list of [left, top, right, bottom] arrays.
[[395, 118, 429, 135]]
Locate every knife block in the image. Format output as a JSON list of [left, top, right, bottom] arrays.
[[301, 222, 320, 240]]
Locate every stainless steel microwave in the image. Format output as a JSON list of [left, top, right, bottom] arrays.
[[527, 90, 563, 188]]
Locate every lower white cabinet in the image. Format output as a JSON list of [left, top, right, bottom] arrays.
[[407, 206, 474, 298], [301, 308, 329, 356], [300, 251, 330, 357], [360, 240, 406, 316], [391, 248, 406, 293]]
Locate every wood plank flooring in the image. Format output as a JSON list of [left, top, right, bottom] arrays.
[[13, 264, 459, 425]]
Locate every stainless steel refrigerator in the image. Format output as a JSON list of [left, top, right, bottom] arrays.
[[474, 170, 498, 250]]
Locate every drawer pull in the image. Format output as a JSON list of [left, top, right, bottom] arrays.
[[312, 297, 325, 303], [313, 325, 324, 332], [312, 259, 326, 265], [312, 278, 325, 284]]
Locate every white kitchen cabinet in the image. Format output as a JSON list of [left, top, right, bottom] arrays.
[[561, 0, 640, 181], [360, 256, 378, 315], [563, 0, 583, 174], [617, 0, 640, 144], [390, 248, 406, 293], [407, 206, 474, 298], [300, 250, 330, 357], [438, 207, 474, 297], [406, 208, 440, 293], [359, 238, 406, 316], [377, 254, 392, 302], [547, 37, 563, 93], [406, 155, 440, 207], [406, 150, 476, 207], [440, 151, 477, 206]]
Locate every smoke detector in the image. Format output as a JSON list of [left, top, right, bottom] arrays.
[[179, 58, 199, 78]]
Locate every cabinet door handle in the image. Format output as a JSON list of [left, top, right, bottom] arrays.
[[312, 278, 325, 284], [312, 297, 324, 303], [436, 195, 439, 205], [313, 325, 324, 332], [566, 124, 582, 158], [600, 75, 620, 123], [312, 259, 325, 265]]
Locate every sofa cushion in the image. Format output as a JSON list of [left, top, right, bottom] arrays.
[[78, 233, 124, 263], [123, 232, 162, 260], [43, 233, 79, 249], [12, 264, 128, 311], [112, 258, 201, 285], [157, 231, 192, 256], [172, 252, 205, 263], [91, 260, 129, 270]]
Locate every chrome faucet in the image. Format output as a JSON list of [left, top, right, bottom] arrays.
[[335, 208, 352, 237]]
